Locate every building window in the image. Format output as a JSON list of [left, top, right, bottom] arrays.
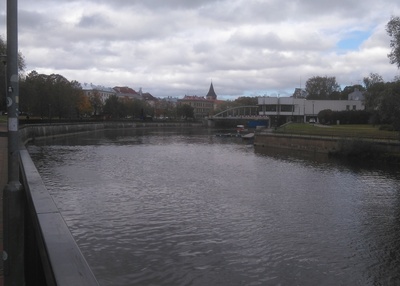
[[265, 105, 277, 112], [352, 105, 356, 110], [346, 105, 350, 111], [280, 105, 293, 112]]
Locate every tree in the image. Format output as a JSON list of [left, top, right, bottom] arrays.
[[378, 81, 400, 130], [103, 95, 124, 118], [0, 36, 25, 112], [20, 71, 83, 118], [234, 96, 258, 106], [386, 16, 400, 68], [177, 104, 194, 119], [76, 92, 92, 117], [363, 73, 385, 115], [363, 72, 383, 90], [305, 76, 341, 100], [88, 89, 103, 116]]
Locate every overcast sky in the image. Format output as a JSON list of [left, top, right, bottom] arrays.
[[1, 0, 400, 99]]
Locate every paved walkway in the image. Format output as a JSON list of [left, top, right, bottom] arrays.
[[0, 122, 7, 286]]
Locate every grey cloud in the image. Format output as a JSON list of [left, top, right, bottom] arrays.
[[0, 0, 397, 98], [78, 14, 111, 28]]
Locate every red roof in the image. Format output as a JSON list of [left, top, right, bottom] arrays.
[[182, 95, 209, 101], [113, 86, 138, 95]]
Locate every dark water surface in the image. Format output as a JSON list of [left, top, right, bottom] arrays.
[[27, 128, 400, 286]]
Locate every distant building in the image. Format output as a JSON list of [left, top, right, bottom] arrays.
[[258, 96, 364, 123], [348, 88, 365, 101], [142, 91, 158, 107], [113, 86, 141, 100], [178, 82, 223, 118], [81, 83, 116, 103], [178, 95, 214, 119], [206, 82, 218, 100], [292, 88, 308, 98]]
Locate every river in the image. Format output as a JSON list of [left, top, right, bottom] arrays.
[[27, 127, 400, 286]]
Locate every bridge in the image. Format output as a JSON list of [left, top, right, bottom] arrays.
[[212, 105, 260, 119], [208, 105, 270, 128]]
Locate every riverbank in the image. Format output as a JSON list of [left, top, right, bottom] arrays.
[[254, 130, 400, 163], [19, 121, 203, 144]]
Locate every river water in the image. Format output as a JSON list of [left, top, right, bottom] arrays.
[[27, 128, 400, 286]]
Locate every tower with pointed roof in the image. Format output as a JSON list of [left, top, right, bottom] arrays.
[[206, 82, 217, 101]]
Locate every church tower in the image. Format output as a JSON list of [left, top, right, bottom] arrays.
[[206, 82, 217, 100]]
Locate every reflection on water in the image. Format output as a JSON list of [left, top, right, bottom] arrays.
[[28, 128, 400, 286]]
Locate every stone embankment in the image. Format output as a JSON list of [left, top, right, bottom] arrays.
[[19, 122, 202, 144], [254, 131, 400, 160]]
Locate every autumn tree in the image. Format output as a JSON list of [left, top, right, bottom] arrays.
[[305, 76, 341, 100], [77, 94, 91, 116]]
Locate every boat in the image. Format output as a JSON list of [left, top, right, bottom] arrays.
[[215, 133, 241, 137], [241, 132, 254, 140], [236, 125, 247, 133]]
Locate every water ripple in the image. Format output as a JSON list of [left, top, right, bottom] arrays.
[[28, 129, 400, 286]]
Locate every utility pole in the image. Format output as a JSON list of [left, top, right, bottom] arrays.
[[3, 0, 25, 285]]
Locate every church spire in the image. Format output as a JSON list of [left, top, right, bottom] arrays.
[[206, 81, 217, 100]]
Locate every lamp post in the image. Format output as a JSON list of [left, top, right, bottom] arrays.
[[4, 0, 25, 285], [1, 55, 6, 105]]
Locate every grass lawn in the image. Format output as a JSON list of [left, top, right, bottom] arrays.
[[275, 123, 400, 140]]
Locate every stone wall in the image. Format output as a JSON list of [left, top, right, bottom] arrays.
[[254, 132, 400, 155], [19, 122, 202, 144]]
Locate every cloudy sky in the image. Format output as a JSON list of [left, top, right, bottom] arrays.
[[1, 0, 400, 99]]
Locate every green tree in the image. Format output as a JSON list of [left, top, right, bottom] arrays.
[[378, 81, 400, 130], [387, 16, 400, 68], [363, 73, 385, 115], [305, 76, 341, 100], [363, 72, 383, 90], [20, 71, 82, 118], [88, 89, 103, 116], [125, 98, 152, 119], [20, 71, 49, 117], [234, 96, 258, 106], [103, 95, 124, 118], [0, 36, 26, 112], [177, 104, 194, 119]]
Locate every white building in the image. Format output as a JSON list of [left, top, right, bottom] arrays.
[[81, 83, 116, 104], [257, 96, 364, 123]]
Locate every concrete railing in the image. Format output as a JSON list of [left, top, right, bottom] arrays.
[[19, 146, 99, 285]]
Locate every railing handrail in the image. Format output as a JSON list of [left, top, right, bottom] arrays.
[[19, 147, 99, 286]]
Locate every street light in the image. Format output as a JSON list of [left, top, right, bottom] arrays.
[[1, 55, 6, 114], [4, 0, 25, 285]]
